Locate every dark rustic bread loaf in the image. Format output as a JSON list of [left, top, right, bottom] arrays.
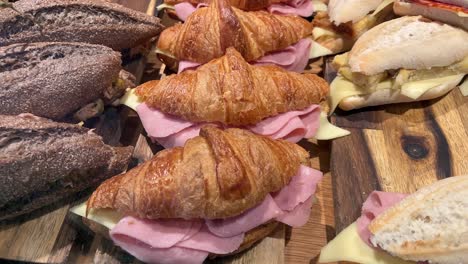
[[0, 114, 133, 221], [0, 42, 121, 120], [0, 0, 164, 50]]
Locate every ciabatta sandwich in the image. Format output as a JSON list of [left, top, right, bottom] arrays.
[[0, 0, 164, 50], [72, 126, 323, 264], [394, 0, 468, 30], [0, 114, 133, 221], [329, 16, 468, 112], [0, 42, 135, 121], [319, 175, 468, 264]]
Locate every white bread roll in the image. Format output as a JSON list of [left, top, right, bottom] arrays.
[[394, 0, 468, 30], [348, 16, 468, 75], [368, 176, 468, 264], [328, 0, 383, 25], [338, 75, 464, 110]]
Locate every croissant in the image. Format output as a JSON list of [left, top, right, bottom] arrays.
[[164, 0, 285, 10], [157, 0, 313, 64], [87, 126, 309, 219], [136, 48, 329, 126]]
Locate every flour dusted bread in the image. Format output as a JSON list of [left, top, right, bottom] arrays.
[[349, 16, 468, 75], [369, 176, 468, 264]]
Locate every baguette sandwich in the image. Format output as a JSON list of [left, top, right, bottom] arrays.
[[156, 0, 314, 73], [329, 16, 468, 112], [0, 42, 136, 121], [0, 114, 133, 221], [120, 47, 350, 148], [72, 126, 323, 264], [309, 0, 396, 59], [319, 175, 468, 264], [394, 0, 468, 30], [0, 0, 164, 50]]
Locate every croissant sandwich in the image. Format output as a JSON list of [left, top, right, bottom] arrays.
[[0, 42, 136, 121], [0, 114, 133, 221], [159, 0, 317, 21], [319, 175, 468, 264], [329, 16, 468, 112], [72, 126, 323, 264], [0, 0, 164, 50], [156, 0, 313, 73], [309, 0, 395, 59], [120, 47, 330, 149]]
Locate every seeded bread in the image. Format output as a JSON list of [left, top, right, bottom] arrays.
[[0, 0, 164, 50], [0, 114, 133, 221]]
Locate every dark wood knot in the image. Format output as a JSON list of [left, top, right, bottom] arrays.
[[401, 135, 429, 160]]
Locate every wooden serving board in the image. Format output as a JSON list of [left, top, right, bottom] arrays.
[[329, 66, 468, 233]]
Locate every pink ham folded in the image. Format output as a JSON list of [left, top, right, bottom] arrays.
[[177, 38, 312, 73], [356, 191, 408, 248], [109, 165, 322, 264], [136, 103, 320, 149]]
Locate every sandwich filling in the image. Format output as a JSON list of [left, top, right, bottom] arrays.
[[73, 165, 322, 264], [329, 53, 468, 112]]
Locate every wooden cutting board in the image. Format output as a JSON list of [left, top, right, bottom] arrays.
[[329, 68, 468, 233]]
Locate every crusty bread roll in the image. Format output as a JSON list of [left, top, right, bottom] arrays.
[[348, 16, 468, 75], [394, 0, 468, 31], [369, 176, 468, 264], [338, 75, 464, 110]]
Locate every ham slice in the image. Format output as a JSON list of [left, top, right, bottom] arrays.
[[136, 103, 320, 149], [110, 165, 321, 263], [177, 38, 312, 73], [356, 191, 408, 248]]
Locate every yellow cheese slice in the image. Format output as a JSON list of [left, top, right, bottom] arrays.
[[314, 112, 350, 140], [156, 3, 175, 11], [312, 27, 337, 40], [70, 202, 123, 230], [319, 222, 413, 264], [458, 11, 468, 17], [155, 48, 176, 59], [309, 40, 334, 59], [401, 74, 465, 99], [120, 88, 142, 111], [459, 78, 468, 96], [371, 0, 394, 16], [311, 0, 328, 12]]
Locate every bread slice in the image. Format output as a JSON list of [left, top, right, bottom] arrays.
[[348, 16, 468, 75], [368, 176, 468, 264], [394, 0, 468, 31]]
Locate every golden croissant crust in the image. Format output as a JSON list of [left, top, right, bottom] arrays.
[[87, 126, 309, 219], [164, 0, 286, 11], [157, 0, 313, 64], [136, 48, 329, 126]]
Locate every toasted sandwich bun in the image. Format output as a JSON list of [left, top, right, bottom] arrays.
[[349, 16, 468, 75], [369, 176, 468, 264], [394, 0, 468, 30], [338, 74, 464, 110]]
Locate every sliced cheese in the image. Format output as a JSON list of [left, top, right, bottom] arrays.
[[311, 0, 328, 12], [314, 112, 350, 140], [459, 78, 468, 96], [120, 88, 142, 111], [155, 48, 176, 59], [156, 3, 175, 11], [458, 11, 468, 17], [70, 202, 123, 230], [319, 222, 412, 264], [312, 27, 337, 40], [371, 0, 394, 16], [401, 74, 465, 99], [309, 40, 334, 59]]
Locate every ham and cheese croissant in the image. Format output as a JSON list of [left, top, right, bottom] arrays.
[[87, 126, 309, 219], [164, 0, 285, 10], [137, 48, 328, 126], [157, 0, 313, 65]]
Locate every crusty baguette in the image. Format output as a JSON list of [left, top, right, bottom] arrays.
[[0, 42, 121, 120], [137, 48, 329, 126], [87, 126, 309, 219], [348, 16, 468, 75], [394, 0, 468, 31], [0, 0, 164, 50], [369, 176, 468, 264], [0, 114, 133, 221], [338, 75, 464, 110]]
